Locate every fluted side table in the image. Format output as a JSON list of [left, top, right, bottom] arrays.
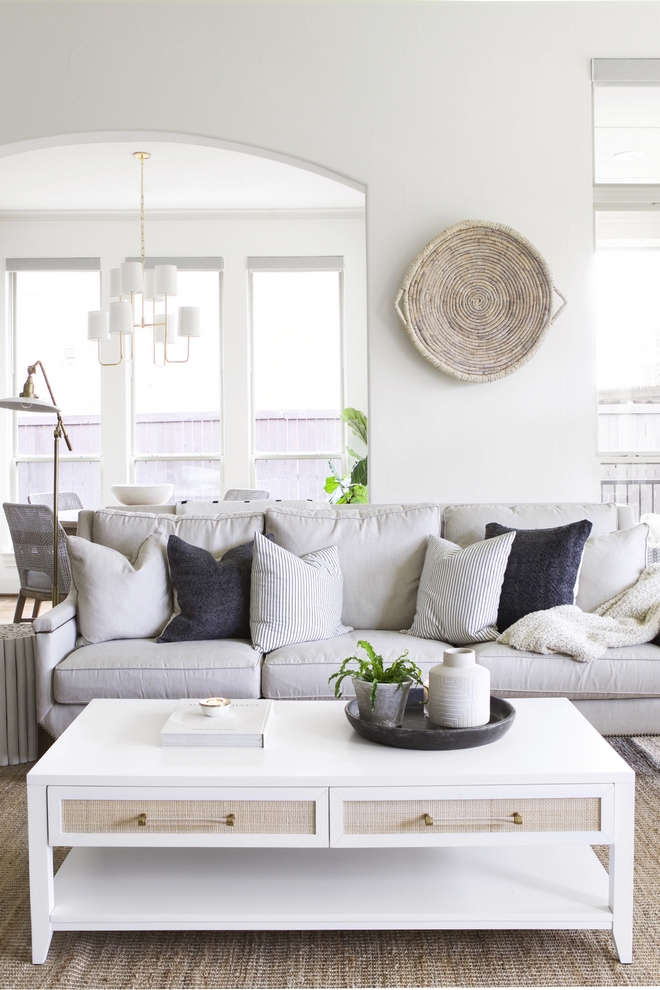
[[0, 623, 37, 765]]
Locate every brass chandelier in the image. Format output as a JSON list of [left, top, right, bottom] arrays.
[[87, 151, 202, 367]]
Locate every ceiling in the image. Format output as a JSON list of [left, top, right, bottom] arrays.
[[0, 142, 364, 213], [595, 87, 660, 184]]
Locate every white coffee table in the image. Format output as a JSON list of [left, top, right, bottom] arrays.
[[27, 698, 634, 965]]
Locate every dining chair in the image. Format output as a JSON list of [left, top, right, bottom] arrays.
[[27, 491, 84, 511], [3, 503, 72, 622], [222, 489, 270, 501]]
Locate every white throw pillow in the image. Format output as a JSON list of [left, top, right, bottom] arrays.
[[250, 532, 352, 653], [68, 530, 172, 646], [403, 532, 515, 645], [576, 523, 648, 613]]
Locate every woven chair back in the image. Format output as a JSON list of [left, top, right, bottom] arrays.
[[27, 491, 84, 511], [3, 503, 72, 594], [222, 489, 270, 501]]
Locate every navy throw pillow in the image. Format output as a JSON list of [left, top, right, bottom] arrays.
[[157, 535, 259, 643], [485, 519, 593, 633]]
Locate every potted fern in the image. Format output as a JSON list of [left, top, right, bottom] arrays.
[[328, 640, 424, 728]]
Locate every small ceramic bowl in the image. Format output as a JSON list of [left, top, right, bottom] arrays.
[[199, 697, 231, 718]]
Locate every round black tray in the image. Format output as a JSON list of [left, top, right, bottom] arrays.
[[344, 694, 515, 750]]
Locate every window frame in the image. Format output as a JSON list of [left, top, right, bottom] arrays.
[[8, 261, 103, 505], [129, 258, 224, 501], [247, 257, 347, 497]]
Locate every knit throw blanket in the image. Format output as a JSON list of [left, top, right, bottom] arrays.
[[497, 563, 660, 663]]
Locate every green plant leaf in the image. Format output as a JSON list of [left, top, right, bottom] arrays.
[[340, 408, 368, 447], [350, 456, 368, 486], [328, 640, 424, 704], [346, 447, 361, 461], [323, 476, 340, 494]]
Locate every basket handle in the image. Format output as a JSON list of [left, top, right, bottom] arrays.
[[394, 287, 407, 325], [550, 286, 567, 325]]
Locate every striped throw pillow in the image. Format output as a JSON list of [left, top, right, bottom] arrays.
[[250, 533, 352, 653], [404, 532, 516, 645]]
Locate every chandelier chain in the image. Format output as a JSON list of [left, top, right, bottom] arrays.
[[140, 155, 146, 267]]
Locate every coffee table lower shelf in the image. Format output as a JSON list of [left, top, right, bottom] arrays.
[[50, 845, 612, 932]]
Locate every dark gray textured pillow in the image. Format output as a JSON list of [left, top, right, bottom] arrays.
[[157, 535, 257, 643], [485, 519, 593, 633]]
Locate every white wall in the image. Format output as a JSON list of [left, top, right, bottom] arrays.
[[0, 1, 657, 510]]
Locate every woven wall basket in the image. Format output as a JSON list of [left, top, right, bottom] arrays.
[[395, 220, 567, 383]]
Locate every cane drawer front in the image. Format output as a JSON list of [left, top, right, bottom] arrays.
[[330, 787, 609, 846], [48, 787, 329, 847]]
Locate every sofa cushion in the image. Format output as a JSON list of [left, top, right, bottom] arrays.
[[576, 523, 648, 613], [250, 534, 352, 652], [84, 508, 264, 558], [405, 532, 516, 645], [68, 531, 172, 646], [262, 630, 452, 699], [264, 504, 441, 631], [485, 520, 593, 631], [53, 639, 262, 702], [443, 502, 621, 548], [472, 640, 660, 700]]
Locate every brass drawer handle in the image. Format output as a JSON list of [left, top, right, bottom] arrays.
[[423, 811, 523, 826], [137, 812, 235, 827]]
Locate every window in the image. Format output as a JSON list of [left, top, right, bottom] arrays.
[[249, 259, 344, 499], [9, 261, 102, 505], [593, 61, 660, 519], [133, 262, 222, 502]]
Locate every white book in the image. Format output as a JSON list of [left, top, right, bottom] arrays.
[[161, 699, 274, 748]]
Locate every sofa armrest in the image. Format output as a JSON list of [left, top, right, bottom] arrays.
[[33, 595, 78, 725]]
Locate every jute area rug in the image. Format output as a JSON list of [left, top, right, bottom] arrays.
[[1, 738, 660, 989]]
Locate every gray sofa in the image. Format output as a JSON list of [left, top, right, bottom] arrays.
[[34, 499, 660, 739]]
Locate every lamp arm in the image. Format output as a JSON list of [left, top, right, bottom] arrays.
[[26, 361, 73, 451]]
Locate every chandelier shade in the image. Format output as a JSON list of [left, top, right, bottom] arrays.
[[88, 151, 201, 367]]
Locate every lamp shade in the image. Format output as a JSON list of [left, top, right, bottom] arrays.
[[0, 396, 60, 413], [143, 270, 155, 302], [154, 264, 178, 297], [120, 261, 143, 294], [109, 300, 134, 335], [87, 311, 110, 341], [178, 306, 202, 338]]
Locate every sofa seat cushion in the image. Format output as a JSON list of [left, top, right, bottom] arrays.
[[262, 630, 452, 699], [473, 640, 660, 700], [53, 639, 262, 703]]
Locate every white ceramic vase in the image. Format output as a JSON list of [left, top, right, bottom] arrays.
[[427, 648, 490, 728]]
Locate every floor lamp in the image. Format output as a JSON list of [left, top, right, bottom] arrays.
[[0, 362, 73, 606]]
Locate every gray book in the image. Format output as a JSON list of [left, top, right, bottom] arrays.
[[161, 699, 274, 747]]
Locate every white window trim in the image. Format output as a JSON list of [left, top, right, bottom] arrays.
[[247, 260, 347, 492], [129, 260, 224, 498]]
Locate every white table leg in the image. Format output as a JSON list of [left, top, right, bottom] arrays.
[[610, 778, 635, 964], [27, 784, 53, 964]]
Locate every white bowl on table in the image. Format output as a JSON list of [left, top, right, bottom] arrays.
[[111, 484, 174, 506]]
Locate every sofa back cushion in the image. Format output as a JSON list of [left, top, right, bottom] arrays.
[[443, 502, 622, 548], [79, 508, 264, 558], [576, 523, 648, 613], [264, 504, 441, 631]]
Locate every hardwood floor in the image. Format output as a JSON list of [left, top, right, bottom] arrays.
[[0, 595, 52, 624]]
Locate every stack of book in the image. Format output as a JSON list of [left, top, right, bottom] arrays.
[[160, 699, 273, 748]]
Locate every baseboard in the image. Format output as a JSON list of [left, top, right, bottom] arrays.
[[0, 553, 20, 594]]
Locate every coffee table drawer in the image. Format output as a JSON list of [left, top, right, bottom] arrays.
[[330, 786, 613, 846], [48, 786, 329, 847]]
